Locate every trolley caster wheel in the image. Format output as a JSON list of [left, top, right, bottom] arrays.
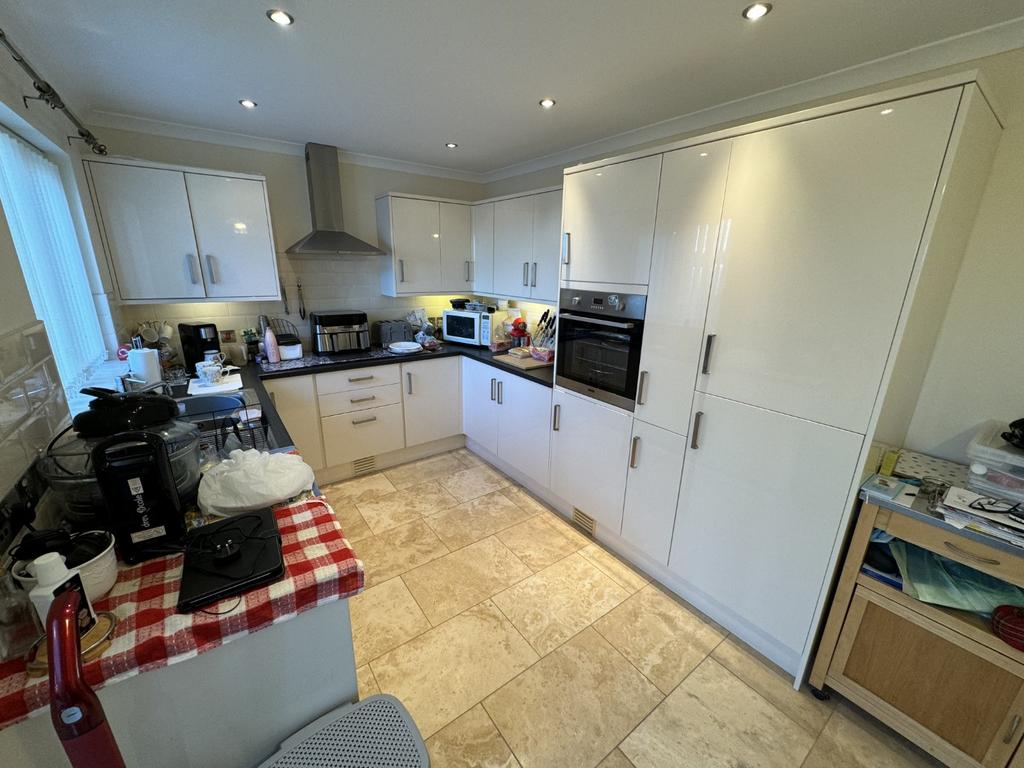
[[810, 687, 830, 701]]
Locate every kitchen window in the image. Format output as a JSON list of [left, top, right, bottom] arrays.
[[0, 125, 106, 399]]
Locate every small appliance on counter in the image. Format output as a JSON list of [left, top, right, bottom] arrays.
[[179, 323, 220, 374], [37, 389, 201, 547], [377, 319, 414, 346], [310, 310, 370, 354], [443, 307, 503, 347]]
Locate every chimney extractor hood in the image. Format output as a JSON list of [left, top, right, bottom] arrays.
[[286, 143, 384, 256]]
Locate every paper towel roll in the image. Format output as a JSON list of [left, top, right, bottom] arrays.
[[128, 348, 161, 385]]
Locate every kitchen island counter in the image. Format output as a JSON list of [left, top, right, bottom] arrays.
[[0, 494, 363, 767]]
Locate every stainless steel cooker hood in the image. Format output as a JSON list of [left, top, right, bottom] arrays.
[[286, 143, 384, 256]]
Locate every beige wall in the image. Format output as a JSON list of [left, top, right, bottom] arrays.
[[904, 123, 1024, 460]]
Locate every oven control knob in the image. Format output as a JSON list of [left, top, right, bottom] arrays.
[[571, 296, 581, 305], [607, 294, 622, 310]]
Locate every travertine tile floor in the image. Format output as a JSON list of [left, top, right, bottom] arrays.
[[326, 448, 940, 768]]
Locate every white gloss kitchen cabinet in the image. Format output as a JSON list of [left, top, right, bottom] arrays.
[[402, 357, 462, 446], [634, 141, 731, 435], [620, 419, 687, 566], [377, 194, 442, 296], [85, 159, 279, 302], [697, 89, 962, 434], [482, 188, 562, 301], [462, 358, 551, 488], [318, 365, 406, 466], [669, 393, 864, 671], [561, 155, 661, 287], [262, 375, 325, 471], [549, 388, 632, 532], [440, 202, 473, 293]]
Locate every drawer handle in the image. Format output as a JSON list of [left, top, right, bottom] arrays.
[[1004, 714, 1021, 744], [944, 540, 1000, 566], [348, 374, 374, 383], [352, 415, 378, 425], [350, 395, 376, 404]]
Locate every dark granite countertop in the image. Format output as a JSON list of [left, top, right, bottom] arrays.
[[257, 344, 554, 388]]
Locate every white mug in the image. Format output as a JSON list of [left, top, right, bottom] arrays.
[[196, 361, 224, 385], [203, 350, 226, 364]]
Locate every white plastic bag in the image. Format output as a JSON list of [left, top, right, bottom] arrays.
[[198, 449, 314, 515]]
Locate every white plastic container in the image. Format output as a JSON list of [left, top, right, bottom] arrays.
[[28, 553, 96, 626], [966, 420, 1024, 503]]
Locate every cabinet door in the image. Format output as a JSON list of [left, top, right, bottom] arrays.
[[493, 196, 533, 298], [402, 357, 462, 446], [635, 142, 730, 434], [529, 190, 562, 303], [185, 173, 278, 299], [497, 374, 552, 488], [322, 404, 405, 465], [561, 155, 662, 286], [87, 163, 204, 300], [550, 389, 632, 533], [263, 375, 324, 470], [461, 358, 499, 454], [390, 197, 442, 294], [440, 203, 473, 292], [699, 89, 961, 432], [669, 393, 863, 664], [831, 588, 1024, 767], [621, 420, 686, 566], [471, 203, 495, 294]]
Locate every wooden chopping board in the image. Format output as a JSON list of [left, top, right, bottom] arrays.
[[498, 354, 553, 370]]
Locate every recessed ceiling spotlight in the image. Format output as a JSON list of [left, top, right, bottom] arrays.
[[445, 142, 458, 149], [266, 9, 294, 25], [741, 3, 772, 21], [239, 98, 258, 109], [539, 98, 556, 110], [880, 108, 894, 115]]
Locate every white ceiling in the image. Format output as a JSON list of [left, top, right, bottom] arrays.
[[2, 1, 1023, 177]]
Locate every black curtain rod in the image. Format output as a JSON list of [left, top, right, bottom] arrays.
[[0, 26, 106, 155]]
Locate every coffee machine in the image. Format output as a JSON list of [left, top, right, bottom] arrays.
[[178, 323, 220, 373]]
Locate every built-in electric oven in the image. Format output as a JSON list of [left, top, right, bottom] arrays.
[[555, 288, 646, 411]]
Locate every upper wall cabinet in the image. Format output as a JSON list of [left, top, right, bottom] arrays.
[[561, 155, 662, 287], [377, 194, 472, 296], [697, 88, 962, 433], [85, 159, 280, 302], [471, 203, 495, 295], [481, 187, 562, 302]]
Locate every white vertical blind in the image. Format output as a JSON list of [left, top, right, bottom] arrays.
[[0, 126, 106, 392]]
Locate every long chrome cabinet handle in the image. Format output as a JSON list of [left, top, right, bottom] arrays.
[[350, 395, 376, 404], [186, 255, 199, 285], [701, 334, 716, 375], [406, 372, 413, 395], [559, 313, 635, 330], [205, 254, 217, 283], [351, 415, 378, 425], [348, 374, 374, 383], [552, 403, 561, 431], [690, 411, 704, 450], [636, 370, 649, 405], [530, 262, 537, 287], [943, 540, 1000, 565], [497, 380, 503, 405], [398, 259, 406, 283], [464, 260, 470, 282], [522, 261, 529, 286], [629, 436, 640, 468], [561, 232, 570, 264], [490, 378, 496, 401]]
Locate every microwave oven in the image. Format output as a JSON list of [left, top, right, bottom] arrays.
[[442, 309, 499, 346]]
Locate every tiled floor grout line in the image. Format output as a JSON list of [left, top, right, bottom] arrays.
[[477, 703, 522, 768]]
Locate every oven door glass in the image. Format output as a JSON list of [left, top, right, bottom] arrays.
[[444, 314, 478, 342], [556, 314, 643, 408]]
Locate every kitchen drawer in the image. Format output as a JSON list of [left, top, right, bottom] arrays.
[[884, 513, 1024, 588], [319, 383, 402, 417], [321, 403, 405, 466], [315, 365, 401, 395], [829, 586, 1024, 767]]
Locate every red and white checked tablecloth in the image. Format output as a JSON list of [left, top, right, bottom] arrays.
[[0, 496, 363, 730]]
